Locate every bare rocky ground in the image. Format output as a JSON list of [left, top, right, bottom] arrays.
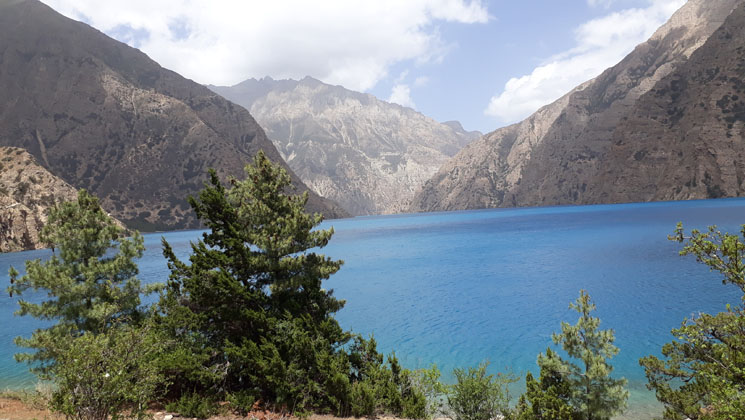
[[0, 397, 415, 420]]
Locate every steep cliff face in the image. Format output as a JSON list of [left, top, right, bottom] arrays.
[[0, 0, 346, 231], [0, 147, 78, 252], [587, 4, 745, 202], [210, 77, 481, 215], [412, 0, 743, 212]]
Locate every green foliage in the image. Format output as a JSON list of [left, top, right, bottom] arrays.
[[640, 223, 745, 419], [156, 151, 426, 417], [512, 348, 573, 420], [546, 291, 628, 420], [670, 222, 745, 292], [347, 337, 427, 418], [350, 381, 376, 417], [8, 189, 157, 377], [447, 361, 516, 420], [413, 364, 448, 418], [227, 390, 257, 416], [48, 323, 166, 420], [157, 151, 346, 404], [165, 392, 218, 419]]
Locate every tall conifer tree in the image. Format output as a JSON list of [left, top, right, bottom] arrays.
[[548, 291, 628, 420], [158, 150, 348, 408], [8, 189, 151, 376]]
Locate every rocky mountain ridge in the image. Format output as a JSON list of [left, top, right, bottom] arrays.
[[210, 77, 481, 215], [412, 0, 744, 212], [0, 147, 78, 252], [0, 0, 346, 232]]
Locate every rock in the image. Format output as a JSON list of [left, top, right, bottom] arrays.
[[209, 77, 481, 216], [411, 0, 744, 212], [0, 0, 347, 232], [0, 147, 78, 252]]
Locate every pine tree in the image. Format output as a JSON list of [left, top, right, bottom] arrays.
[[514, 348, 573, 420], [157, 150, 349, 408], [7, 189, 154, 377], [549, 290, 628, 420], [640, 223, 745, 419]]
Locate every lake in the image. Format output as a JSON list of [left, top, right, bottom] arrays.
[[2, 198, 744, 419]]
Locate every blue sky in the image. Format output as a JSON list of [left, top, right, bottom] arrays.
[[42, 0, 684, 133]]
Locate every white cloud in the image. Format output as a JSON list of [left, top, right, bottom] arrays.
[[395, 70, 410, 84], [414, 76, 430, 87], [389, 84, 416, 108], [41, 0, 488, 91], [484, 0, 684, 124], [587, 0, 616, 7]]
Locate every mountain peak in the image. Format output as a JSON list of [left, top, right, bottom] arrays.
[[412, 0, 745, 213], [0, 0, 347, 230], [209, 77, 480, 215]]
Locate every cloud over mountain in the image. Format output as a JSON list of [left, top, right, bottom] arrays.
[[42, 0, 489, 90]]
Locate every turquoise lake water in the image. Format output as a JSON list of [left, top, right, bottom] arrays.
[[2, 198, 745, 419]]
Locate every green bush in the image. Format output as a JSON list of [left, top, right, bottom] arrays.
[[448, 362, 515, 420], [227, 390, 257, 416], [165, 392, 217, 419], [47, 325, 165, 420], [413, 364, 448, 419], [350, 381, 376, 417]]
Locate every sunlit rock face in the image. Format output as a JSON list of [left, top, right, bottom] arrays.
[[210, 77, 481, 216], [412, 0, 744, 212]]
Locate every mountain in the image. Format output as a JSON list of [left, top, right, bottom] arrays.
[[0, 147, 78, 252], [411, 0, 744, 212], [209, 77, 481, 215], [0, 0, 347, 231]]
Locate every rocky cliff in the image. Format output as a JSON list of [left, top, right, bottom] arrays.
[[0, 147, 78, 252], [0, 0, 347, 231], [210, 77, 481, 215], [412, 0, 744, 212]]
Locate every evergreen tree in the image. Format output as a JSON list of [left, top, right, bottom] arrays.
[[548, 290, 628, 420], [514, 348, 573, 420], [640, 223, 745, 419], [7, 189, 154, 377], [157, 151, 349, 409]]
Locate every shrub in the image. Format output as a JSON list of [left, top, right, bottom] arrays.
[[227, 390, 257, 416], [47, 324, 165, 420], [350, 381, 376, 417], [448, 362, 515, 420], [165, 393, 217, 419], [413, 364, 448, 419], [15, 181, 29, 197]]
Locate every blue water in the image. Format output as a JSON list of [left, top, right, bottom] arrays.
[[2, 198, 744, 419]]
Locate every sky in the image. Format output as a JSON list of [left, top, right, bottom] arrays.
[[41, 0, 685, 133]]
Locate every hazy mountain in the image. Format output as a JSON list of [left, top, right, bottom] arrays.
[[0, 147, 78, 252], [210, 77, 481, 215], [0, 0, 347, 231], [411, 0, 744, 212]]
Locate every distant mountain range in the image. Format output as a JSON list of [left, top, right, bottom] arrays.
[[1, 0, 742, 245], [209, 77, 481, 215], [0, 0, 347, 232], [412, 0, 745, 212]]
